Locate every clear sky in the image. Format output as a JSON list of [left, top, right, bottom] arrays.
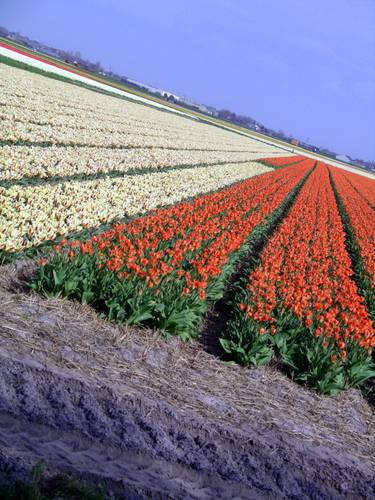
[[1, 0, 374, 160]]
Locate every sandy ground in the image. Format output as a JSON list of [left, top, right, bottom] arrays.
[[0, 262, 374, 498]]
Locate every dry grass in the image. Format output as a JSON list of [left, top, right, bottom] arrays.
[[0, 260, 374, 465]]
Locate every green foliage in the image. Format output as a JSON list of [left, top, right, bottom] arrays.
[[271, 311, 346, 394], [344, 343, 375, 387], [30, 174, 305, 341], [31, 252, 211, 340], [220, 166, 374, 395], [222, 304, 375, 395], [220, 314, 273, 366], [0, 463, 105, 500]]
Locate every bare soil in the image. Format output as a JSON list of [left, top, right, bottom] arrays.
[[0, 262, 374, 498]]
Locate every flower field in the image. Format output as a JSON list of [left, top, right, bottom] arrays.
[[0, 63, 289, 256], [336, 169, 375, 209], [1, 162, 274, 253], [330, 168, 374, 285], [0, 65, 289, 152], [220, 162, 375, 393], [0, 144, 273, 181], [31, 161, 313, 338], [2, 59, 375, 395]]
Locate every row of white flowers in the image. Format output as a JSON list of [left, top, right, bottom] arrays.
[[0, 162, 272, 252], [1, 118, 286, 152], [0, 145, 275, 180], [0, 65, 287, 152]]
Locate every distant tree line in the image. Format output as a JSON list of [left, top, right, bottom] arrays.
[[216, 108, 295, 143], [1, 25, 373, 169], [216, 109, 257, 128]]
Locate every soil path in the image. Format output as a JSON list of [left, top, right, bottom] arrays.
[[0, 351, 374, 499], [0, 410, 255, 499]]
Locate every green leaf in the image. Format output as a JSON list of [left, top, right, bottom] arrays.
[[127, 309, 154, 324], [53, 268, 66, 286], [82, 290, 94, 304]]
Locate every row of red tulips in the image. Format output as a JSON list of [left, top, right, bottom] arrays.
[[336, 169, 375, 209], [221, 163, 375, 394], [260, 155, 305, 168], [329, 167, 374, 323], [31, 161, 313, 339], [330, 167, 375, 291]]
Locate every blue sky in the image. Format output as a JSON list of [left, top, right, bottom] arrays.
[[2, 0, 374, 160]]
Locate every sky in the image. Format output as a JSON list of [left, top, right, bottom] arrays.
[[1, 0, 375, 160]]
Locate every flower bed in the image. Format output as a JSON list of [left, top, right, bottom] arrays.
[[0, 144, 274, 181], [330, 166, 375, 319], [31, 162, 313, 339], [221, 163, 375, 394], [259, 155, 305, 168]]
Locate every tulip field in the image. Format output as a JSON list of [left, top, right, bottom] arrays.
[[31, 161, 313, 335], [221, 162, 375, 393], [1, 59, 374, 394]]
